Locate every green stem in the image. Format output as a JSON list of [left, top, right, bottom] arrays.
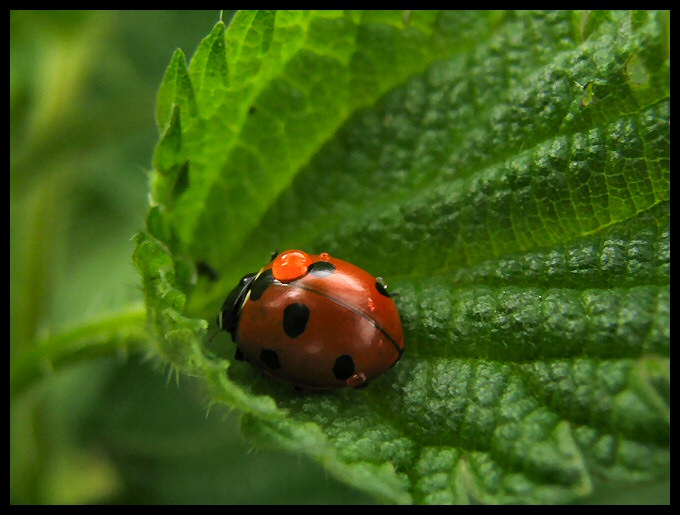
[[10, 303, 149, 402]]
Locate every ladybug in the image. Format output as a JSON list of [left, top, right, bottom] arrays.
[[217, 249, 404, 390]]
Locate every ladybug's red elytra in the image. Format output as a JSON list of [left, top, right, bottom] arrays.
[[218, 249, 404, 390]]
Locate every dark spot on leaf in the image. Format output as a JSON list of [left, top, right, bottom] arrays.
[[196, 260, 220, 282]]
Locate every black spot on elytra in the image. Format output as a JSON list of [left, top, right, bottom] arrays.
[[308, 261, 336, 277], [249, 269, 274, 301], [260, 349, 281, 369], [333, 354, 355, 380], [375, 281, 391, 297], [283, 303, 310, 338]]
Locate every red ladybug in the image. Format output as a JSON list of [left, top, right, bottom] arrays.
[[218, 249, 404, 390]]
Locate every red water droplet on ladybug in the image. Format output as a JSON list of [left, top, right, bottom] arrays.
[[272, 249, 312, 282]]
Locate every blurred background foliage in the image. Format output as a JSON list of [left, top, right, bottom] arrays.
[[10, 10, 374, 504], [9, 10, 669, 505]]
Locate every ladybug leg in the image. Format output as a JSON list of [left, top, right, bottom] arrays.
[[347, 372, 370, 389], [269, 249, 280, 261], [234, 346, 245, 361]]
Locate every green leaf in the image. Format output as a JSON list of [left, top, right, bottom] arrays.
[[135, 10, 670, 504], [188, 21, 229, 118], [149, 10, 503, 268], [85, 359, 378, 504], [155, 48, 196, 130]]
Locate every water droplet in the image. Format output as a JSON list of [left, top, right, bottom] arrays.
[[367, 298, 376, 312]]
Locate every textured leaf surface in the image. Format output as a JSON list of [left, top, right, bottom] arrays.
[[135, 10, 670, 504]]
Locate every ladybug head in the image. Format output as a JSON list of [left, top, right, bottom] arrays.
[[217, 272, 256, 337]]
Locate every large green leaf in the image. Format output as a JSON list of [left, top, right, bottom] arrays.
[[134, 10, 670, 504]]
